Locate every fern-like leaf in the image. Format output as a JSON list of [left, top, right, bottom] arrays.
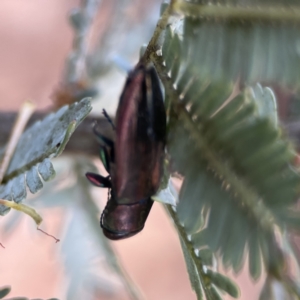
[[169, 1, 300, 88], [167, 205, 240, 300], [0, 98, 92, 215], [153, 25, 300, 285]]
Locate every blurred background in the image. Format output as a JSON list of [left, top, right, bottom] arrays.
[[0, 1, 265, 299]]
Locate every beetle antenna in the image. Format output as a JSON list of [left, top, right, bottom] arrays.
[[102, 109, 116, 130]]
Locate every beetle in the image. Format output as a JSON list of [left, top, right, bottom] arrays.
[[86, 63, 166, 240]]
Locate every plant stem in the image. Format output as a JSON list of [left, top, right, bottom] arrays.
[[66, 0, 101, 83], [166, 204, 215, 300], [173, 2, 300, 23], [141, 0, 176, 65], [0, 102, 35, 184], [0, 199, 42, 225]]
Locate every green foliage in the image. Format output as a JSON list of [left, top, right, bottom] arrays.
[[167, 205, 240, 300], [0, 99, 92, 215], [179, 236, 203, 299], [158, 24, 300, 277], [5, 298, 28, 300], [0, 286, 11, 299], [176, 2, 300, 87], [185, 0, 300, 4], [148, 1, 300, 298], [206, 270, 239, 298]]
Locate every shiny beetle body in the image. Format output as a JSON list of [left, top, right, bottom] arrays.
[[86, 63, 166, 240]]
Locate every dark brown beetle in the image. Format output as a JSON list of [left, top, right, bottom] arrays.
[[86, 63, 166, 240]]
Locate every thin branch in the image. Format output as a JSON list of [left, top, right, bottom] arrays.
[[66, 0, 102, 83], [173, 2, 300, 23], [141, 0, 176, 65], [0, 102, 35, 183], [0, 199, 59, 243], [37, 228, 60, 243], [166, 204, 215, 300], [102, 109, 116, 130], [0, 199, 42, 225]]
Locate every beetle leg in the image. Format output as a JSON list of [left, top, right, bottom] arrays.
[[93, 125, 115, 163], [93, 125, 114, 148], [86, 172, 111, 188], [102, 109, 116, 130], [99, 147, 111, 173]]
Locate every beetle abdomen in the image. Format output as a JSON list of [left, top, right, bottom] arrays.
[[101, 197, 154, 240]]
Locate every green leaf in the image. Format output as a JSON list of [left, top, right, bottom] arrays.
[[248, 84, 277, 128], [5, 298, 28, 300], [209, 286, 223, 300], [153, 23, 300, 281], [198, 249, 214, 266], [0, 286, 11, 299], [206, 269, 240, 298], [168, 2, 300, 88], [179, 237, 203, 299], [0, 98, 92, 215], [248, 229, 262, 280], [179, 0, 300, 5], [152, 178, 178, 206], [166, 205, 238, 300]]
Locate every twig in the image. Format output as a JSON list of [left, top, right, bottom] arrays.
[[37, 228, 60, 243], [0, 199, 42, 225], [141, 1, 174, 65], [102, 109, 116, 130], [165, 204, 215, 300], [0, 199, 59, 243], [66, 0, 102, 83], [0, 102, 35, 184], [173, 2, 300, 23], [0, 199, 60, 243]]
